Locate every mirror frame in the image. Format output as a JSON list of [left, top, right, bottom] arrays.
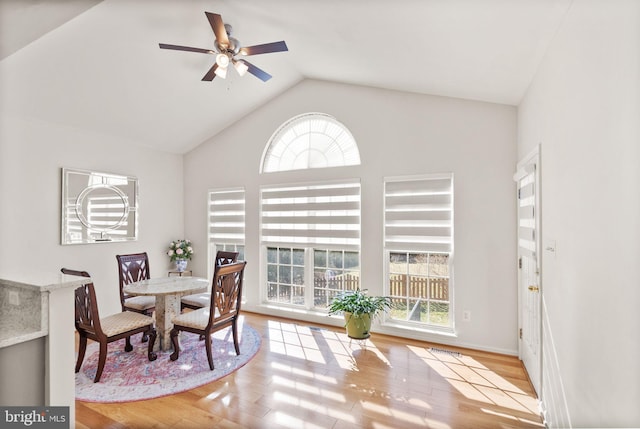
[[61, 167, 139, 245]]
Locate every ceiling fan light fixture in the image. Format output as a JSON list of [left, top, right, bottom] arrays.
[[215, 53, 230, 68], [233, 59, 249, 77], [160, 12, 288, 83], [214, 65, 227, 79]]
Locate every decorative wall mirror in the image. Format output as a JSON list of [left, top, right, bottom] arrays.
[[61, 168, 138, 245]]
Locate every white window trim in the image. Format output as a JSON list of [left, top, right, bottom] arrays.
[[382, 173, 455, 334], [260, 112, 361, 173]]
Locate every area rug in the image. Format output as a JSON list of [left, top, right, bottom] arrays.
[[75, 323, 261, 403]]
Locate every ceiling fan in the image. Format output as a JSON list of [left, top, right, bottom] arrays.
[[159, 12, 288, 82]]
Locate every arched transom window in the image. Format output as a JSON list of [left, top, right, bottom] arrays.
[[261, 113, 360, 173]]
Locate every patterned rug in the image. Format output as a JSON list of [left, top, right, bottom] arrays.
[[75, 322, 261, 403]]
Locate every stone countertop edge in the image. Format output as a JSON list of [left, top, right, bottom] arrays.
[[0, 273, 91, 349], [0, 273, 92, 292]]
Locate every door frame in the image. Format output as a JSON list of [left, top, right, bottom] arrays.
[[513, 144, 542, 395]]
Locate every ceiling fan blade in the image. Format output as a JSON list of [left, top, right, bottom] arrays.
[[205, 12, 229, 48], [240, 60, 272, 82], [240, 41, 288, 56], [159, 43, 214, 55], [202, 63, 219, 81]]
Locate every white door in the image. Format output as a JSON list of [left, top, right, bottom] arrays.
[[515, 151, 541, 395]]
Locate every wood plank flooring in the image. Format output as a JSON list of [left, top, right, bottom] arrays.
[[76, 312, 544, 428]]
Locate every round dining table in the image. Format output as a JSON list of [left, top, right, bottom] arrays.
[[123, 276, 209, 351]]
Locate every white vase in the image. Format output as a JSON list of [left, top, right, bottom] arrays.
[[175, 259, 188, 272]]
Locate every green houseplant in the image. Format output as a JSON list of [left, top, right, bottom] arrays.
[[328, 289, 392, 339]]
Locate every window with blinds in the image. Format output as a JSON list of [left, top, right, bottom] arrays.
[[384, 174, 453, 329], [261, 180, 361, 307], [261, 181, 361, 249], [208, 188, 246, 264]]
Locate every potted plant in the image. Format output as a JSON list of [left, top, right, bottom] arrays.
[[328, 289, 392, 339], [167, 239, 194, 272]]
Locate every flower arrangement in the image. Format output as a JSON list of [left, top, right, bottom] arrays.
[[167, 239, 194, 261]]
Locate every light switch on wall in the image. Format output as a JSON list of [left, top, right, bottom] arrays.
[[545, 239, 557, 258]]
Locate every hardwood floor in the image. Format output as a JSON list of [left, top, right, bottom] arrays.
[[76, 312, 544, 428]]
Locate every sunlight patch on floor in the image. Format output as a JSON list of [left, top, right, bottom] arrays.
[[480, 407, 545, 427], [267, 320, 326, 363], [271, 390, 356, 423], [271, 374, 346, 403], [361, 399, 429, 425], [271, 411, 330, 429], [263, 320, 541, 428], [270, 361, 338, 385], [267, 320, 393, 371], [407, 345, 541, 421]]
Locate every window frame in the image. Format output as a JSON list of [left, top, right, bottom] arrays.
[[383, 173, 454, 333], [260, 179, 361, 310], [260, 112, 361, 173]]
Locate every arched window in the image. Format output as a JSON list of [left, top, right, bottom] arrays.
[[261, 113, 360, 173]]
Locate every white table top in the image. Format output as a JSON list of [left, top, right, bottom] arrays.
[[123, 276, 209, 296]]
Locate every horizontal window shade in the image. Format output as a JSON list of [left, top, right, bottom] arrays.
[[385, 175, 453, 253], [208, 188, 245, 245], [261, 181, 361, 249], [519, 182, 535, 199], [518, 172, 536, 258]]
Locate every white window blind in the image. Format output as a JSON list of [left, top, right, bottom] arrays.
[[261, 181, 361, 250], [208, 188, 245, 246], [384, 174, 453, 253], [517, 171, 536, 259]]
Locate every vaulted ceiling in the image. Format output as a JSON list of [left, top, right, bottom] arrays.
[[0, 0, 572, 154]]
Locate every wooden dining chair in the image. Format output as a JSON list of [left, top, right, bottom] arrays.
[[116, 253, 155, 341], [180, 250, 239, 311], [170, 261, 247, 370], [62, 268, 157, 383]]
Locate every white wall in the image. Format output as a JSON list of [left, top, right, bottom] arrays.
[[0, 114, 185, 317], [184, 79, 518, 354], [518, 1, 640, 427]]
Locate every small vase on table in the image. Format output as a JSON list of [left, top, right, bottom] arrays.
[[175, 259, 188, 273]]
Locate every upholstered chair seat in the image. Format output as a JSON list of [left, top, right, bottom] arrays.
[[99, 311, 158, 337], [123, 295, 156, 313], [179, 293, 211, 310], [171, 307, 220, 330]]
